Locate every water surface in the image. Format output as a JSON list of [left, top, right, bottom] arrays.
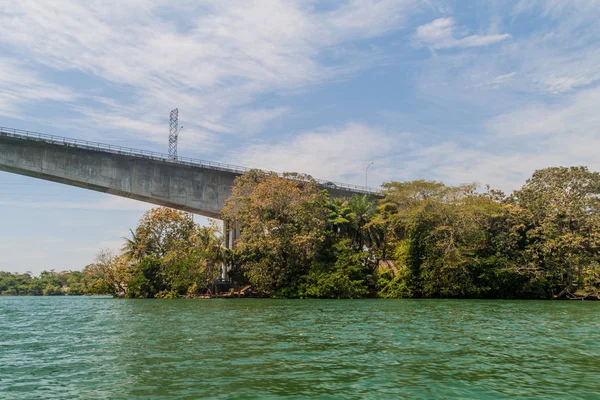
[[1, 297, 598, 399]]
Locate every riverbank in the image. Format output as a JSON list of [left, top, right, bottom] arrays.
[[5, 167, 600, 301]]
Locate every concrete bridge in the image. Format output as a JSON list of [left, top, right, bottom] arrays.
[[0, 126, 380, 280], [0, 126, 379, 218]]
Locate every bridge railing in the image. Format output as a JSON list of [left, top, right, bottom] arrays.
[[0, 126, 380, 195]]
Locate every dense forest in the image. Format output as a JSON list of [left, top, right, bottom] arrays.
[[2, 166, 599, 299], [0, 269, 111, 296]]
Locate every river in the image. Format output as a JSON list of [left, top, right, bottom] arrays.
[[0, 297, 598, 399]]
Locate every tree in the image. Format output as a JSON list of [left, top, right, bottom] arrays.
[[346, 194, 380, 250], [221, 170, 329, 295], [300, 239, 374, 298], [327, 198, 352, 240], [374, 181, 518, 298], [102, 207, 227, 298], [509, 167, 600, 298], [6, 167, 598, 300], [159, 223, 225, 297], [373, 180, 449, 260], [129, 208, 197, 260], [87, 250, 131, 297], [413, 191, 510, 298], [121, 229, 142, 262]]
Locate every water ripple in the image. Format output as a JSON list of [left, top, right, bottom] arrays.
[[1, 297, 599, 399]]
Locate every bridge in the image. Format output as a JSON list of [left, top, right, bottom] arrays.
[[0, 126, 380, 280], [0, 125, 379, 216]]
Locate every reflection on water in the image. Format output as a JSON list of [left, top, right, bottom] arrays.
[[1, 297, 599, 399]]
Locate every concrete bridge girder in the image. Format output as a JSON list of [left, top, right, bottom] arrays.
[[0, 135, 237, 219], [0, 132, 377, 219]]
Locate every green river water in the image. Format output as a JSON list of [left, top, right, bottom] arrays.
[[0, 297, 598, 399]]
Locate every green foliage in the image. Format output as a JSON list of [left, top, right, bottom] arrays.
[[99, 208, 224, 299], [579, 262, 600, 298], [218, 167, 600, 300], [222, 170, 330, 294], [155, 289, 179, 299], [0, 208, 227, 298], [126, 257, 164, 298], [377, 269, 414, 298], [300, 240, 373, 299], [5, 166, 600, 300], [0, 269, 108, 296], [505, 167, 600, 298]]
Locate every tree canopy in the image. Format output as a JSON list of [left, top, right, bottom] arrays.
[[3, 166, 599, 300]]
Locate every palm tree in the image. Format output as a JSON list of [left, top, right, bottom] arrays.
[[328, 198, 352, 238], [121, 229, 142, 261], [347, 194, 378, 249]]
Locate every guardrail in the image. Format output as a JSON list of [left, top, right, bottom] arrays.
[[0, 126, 380, 195]]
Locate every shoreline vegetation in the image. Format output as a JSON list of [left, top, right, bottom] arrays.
[[2, 166, 600, 300]]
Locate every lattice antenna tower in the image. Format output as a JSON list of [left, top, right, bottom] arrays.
[[168, 108, 183, 160]]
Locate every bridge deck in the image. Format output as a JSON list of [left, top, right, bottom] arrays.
[[0, 126, 379, 195]]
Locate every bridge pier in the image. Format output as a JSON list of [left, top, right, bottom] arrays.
[[221, 220, 240, 281]]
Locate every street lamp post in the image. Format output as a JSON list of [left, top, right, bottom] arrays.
[[365, 161, 374, 189]]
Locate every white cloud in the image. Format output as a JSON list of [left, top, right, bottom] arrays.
[[506, 1, 600, 94], [231, 114, 600, 193], [513, 0, 600, 19], [0, 59, 76, 117], [326, 0, 416, 41], [398, 83, 600, 192], [414, 17, 511, 50], [235, 122, 404, 185], [487, 87, 600, 138], [253, 76, 600, 193], [234, 107, 290, 135], [0, 196, 150, 211], [0, 0, 419, 139], [406, 0, 600, 144]]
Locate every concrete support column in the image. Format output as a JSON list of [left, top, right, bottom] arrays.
[[221, 220, 240, 281]]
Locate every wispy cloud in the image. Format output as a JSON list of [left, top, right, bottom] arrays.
[[394, 82, 600, 191], [231, 114, 600, 193], [487, 86, 600, 138], [235, 122, 403, 185], [234, 107, 290, 135], [414, 18, 511, 50], [0, 196, 150, 211], [0, 0, 419, 140], [0, 59, 76, 118]]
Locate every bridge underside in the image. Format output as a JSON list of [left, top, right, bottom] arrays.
[[0, 135, 237, 218], [0, 132, 374, 220]]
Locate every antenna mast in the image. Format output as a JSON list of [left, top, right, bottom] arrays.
[[169, 108, 182, 160]]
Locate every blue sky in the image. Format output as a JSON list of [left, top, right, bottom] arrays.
[[2, 0, 600, 274]]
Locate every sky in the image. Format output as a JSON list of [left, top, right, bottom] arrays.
[[1, 0, 600, 274]]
